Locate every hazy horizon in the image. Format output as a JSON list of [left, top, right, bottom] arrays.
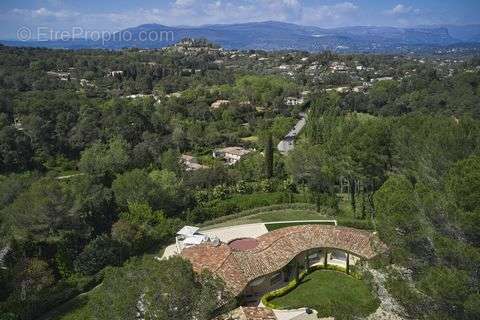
[[1, 0, 480, 39]]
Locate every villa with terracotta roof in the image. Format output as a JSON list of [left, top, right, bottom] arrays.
[[181, 224, 387, 304]]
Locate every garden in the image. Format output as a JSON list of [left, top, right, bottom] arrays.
[[266, 269, 379, 320]]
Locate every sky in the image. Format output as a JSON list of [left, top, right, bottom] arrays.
[[0, 0, 479, 39]]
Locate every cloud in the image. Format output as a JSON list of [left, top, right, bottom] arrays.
[[301, 2, 359, 26], [173, 0, 198, 9], [10, 7, 78, 20], [386, 4, 420, 15], [2, 1, 362, 31]]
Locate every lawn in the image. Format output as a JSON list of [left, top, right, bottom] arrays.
[[269, 270, 379, 320], [201, 208, 330, 230], [202, 205, 374, 231], [240, 135, 259, 143]]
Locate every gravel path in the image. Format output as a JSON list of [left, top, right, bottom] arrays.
[[366, 267, 408, 320]]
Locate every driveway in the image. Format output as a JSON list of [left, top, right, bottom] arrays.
[[277, 112, 307, 154]]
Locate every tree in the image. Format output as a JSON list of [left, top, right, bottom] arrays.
[[264, 132, 274, 178], [4, 178, 79, 244], [87, 257, 232, 320], [271, 116, 295, 141], [74, 235, 127, 275], [112, 169, 158, 209], [373, 175, 433, 264], [0, 125, 34, 173], [459, 209, 480, 246], [78, 137, 130, 178], [446, 155, 480, 212], [160, 149, 181, 174], [69, 175, 115, 236], [286, 144, 338, 211], [111, 219, 148, 254], [419, 267, 471, 317], [68, 105, 102, 150], [6, 258, 56, 319], [121, 202, 166, 227], [465, 293, 480, 320]]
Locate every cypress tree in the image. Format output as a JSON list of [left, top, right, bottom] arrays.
[[265, 132, 273, 178]]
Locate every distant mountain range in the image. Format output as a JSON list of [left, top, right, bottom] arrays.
[[2, 21, 480, 53]]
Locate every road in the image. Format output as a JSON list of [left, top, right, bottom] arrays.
[[277, 112, 307, 154]]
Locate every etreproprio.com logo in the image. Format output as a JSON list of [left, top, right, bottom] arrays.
[[16, 26, 174, 44]]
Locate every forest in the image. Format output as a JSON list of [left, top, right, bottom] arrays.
[[0, 44, 479, 320]]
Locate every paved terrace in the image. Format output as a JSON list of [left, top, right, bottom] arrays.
[[181, 224, 388, 296]]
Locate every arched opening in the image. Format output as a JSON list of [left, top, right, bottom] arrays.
[[241, 247, 359, 305]]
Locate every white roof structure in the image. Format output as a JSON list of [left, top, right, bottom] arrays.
[[183, 234, 209, 246], [175, 226, 215, 251], [177, 226, 200, 237], [215, 147, 252, 157]]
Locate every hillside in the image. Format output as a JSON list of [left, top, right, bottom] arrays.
[[3, 21, 480, 53]]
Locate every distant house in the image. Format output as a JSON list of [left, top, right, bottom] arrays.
[[352, 85, 366, 93], [13, 116, 23, 131], [47, 71, 70, 81], [285, 96, 304, 106], [166, 92, 182, 98], [80, 79, 94, 87], [124, 93, 159, 100], [301, 90, 311, 97], [370, 76, 394, 83], [180, 155, 209, 171], [213, 147, 252, 165], [330, 61, 348, 72], [211, 100, 230, 109], [326, 86, 349, 93], [109, 70, 124, 77]]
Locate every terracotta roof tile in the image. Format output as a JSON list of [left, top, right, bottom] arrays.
[[181, 225, 387, 295]]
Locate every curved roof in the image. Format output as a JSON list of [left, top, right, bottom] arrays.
[[181, 225, 387, 295]]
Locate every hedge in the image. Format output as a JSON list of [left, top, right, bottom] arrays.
[[337, 218, 375, 230]]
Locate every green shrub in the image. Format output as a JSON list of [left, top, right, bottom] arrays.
[[74, 236, 128, 276], [202, 192, 290, 218]]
